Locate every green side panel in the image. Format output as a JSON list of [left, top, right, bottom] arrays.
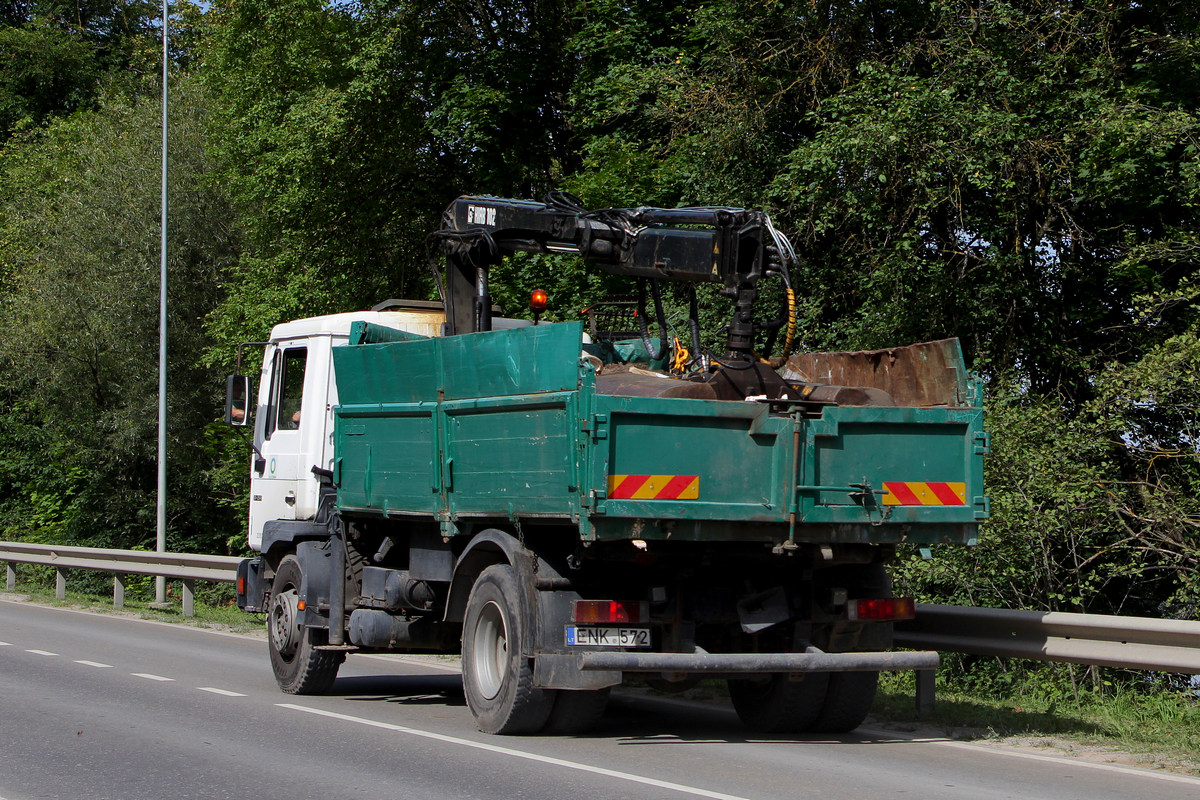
[[334, 410, 439, 514], [439, 322, 583, 400], [585, 395, 986, 538], [444, 396, 578, 517], [334, 337, 442, 404], [332, 321, 583, 405], [593, 395, 791, 522], [798, 406, 987, 525], [349, 320, 430, 345], [333, 322, 586, 519]]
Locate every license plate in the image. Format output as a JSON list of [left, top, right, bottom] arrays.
[[565, 626, 650, 648]]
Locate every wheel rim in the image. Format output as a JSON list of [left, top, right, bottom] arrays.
[[470, 600, 508, 700], [270, 587, 301, 659]]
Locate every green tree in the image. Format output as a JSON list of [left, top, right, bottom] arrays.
[[202, 0, 580, 348], [0, 0, 168, 139], [0, 78, 240, 553], [564, 0, 1200, 619]]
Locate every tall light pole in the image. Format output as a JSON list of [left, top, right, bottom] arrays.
[[155, 0, 169, 606]]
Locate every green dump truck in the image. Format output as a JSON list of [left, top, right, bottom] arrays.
[[229, 195, 988, 735]]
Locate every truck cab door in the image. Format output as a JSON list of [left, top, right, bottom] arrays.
[[249, 342, 323, 551]]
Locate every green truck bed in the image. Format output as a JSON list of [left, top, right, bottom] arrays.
[[331, 321, 986, 546]]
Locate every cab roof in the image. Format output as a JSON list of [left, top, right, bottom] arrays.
[[269, 309, 445, 342]]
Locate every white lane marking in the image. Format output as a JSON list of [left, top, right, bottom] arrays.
[[0, 640, 11, 646], [198, 687, 247, 697], [131, 673, 175, 682], [75, 660, 113, 668], [279, 703, 752, 800], [25, 649, 57, 656], [858, 727, 1200, 787]]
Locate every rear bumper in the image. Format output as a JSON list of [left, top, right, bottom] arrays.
[[532, 648, 939, 690], [579, 649, 939, 673]]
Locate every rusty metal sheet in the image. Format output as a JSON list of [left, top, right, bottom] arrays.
[[594, 366, 720, 399], [783, 338, 969, 408]]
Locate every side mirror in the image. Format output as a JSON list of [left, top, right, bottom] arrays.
[[225, 374, 250, 427]]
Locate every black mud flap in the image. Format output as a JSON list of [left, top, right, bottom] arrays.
[[236, 557, 266, 613]]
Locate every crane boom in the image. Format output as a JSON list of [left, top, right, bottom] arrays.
[[432, 193, 795, 367]]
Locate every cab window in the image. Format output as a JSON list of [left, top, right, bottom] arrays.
[[273, 347, 307, 434]]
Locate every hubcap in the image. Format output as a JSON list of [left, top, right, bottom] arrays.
[[270, 588, 301, 657], [470, 600, 508, 700]]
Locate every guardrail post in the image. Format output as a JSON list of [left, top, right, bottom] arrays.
[[55, 569, 66, 600], [5, 562, 13, 591], [182, 579, 195, 618], [113, 575, 125, 609], [916, 669, 936, 715]]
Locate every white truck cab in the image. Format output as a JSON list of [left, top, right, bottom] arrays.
[[246, 305, 445, 551]]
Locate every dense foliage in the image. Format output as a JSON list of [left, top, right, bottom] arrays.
[[1, 0, 1197, 651]]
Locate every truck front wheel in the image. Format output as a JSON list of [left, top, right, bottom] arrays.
[[267, 555, 344, 694], [462, 564, 555, 734]]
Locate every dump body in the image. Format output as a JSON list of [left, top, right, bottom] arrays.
[[331, 321, 986, 547]]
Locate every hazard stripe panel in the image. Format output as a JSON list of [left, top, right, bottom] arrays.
[[882, 482, 966, 506], [608, 475, 700, 500]]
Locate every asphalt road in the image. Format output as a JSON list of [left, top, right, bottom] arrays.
[[2, 599, 1197, 800]]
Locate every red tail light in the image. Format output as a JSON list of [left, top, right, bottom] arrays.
[[848, 597, 916, 621], [573, 600, 647, 624]]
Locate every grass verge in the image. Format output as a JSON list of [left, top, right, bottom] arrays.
[[1, 583, 264, 635], [873, 671, 1200, 776]]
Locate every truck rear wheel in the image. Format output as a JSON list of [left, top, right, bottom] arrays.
[[267, 555, 344, 694], [542, 688, 610, 735], [462, 564, 555, 734], [728, 672, 830, 733], [811, 671, 878, 733], [808, 562, 888, 732]]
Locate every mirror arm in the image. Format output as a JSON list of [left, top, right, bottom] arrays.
[[231, 424, 266, 462]]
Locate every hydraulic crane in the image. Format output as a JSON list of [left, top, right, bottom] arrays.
[[431, 192, 800, 399]]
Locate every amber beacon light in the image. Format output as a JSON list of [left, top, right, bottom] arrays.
[[530, 289, 548, 324]]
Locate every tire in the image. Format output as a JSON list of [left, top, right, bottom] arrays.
[[811, 671, 878, 733], [462, 564, 555, 734], [808, 562, 888, 733], [728, 672, 830, 733], [267, 555, 344, 694], [542, 688, 611, 735]]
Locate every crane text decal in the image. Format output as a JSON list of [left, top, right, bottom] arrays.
[[466, 205, 497, 226]]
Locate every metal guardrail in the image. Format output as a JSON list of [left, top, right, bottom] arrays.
[[3, 542, 1197, 677], [896, 603, 1200, 674], [0, 541, 240, 617]]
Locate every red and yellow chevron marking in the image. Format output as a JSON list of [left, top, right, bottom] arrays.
[[608, 474, 700, 500], [882, 481, 966, 506]]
